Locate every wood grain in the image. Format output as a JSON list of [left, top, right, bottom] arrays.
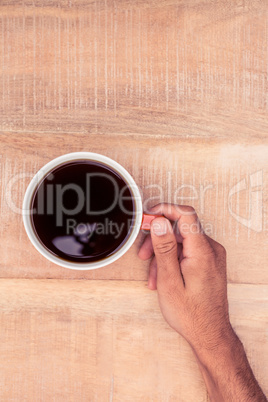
[[0, 0, 267, 400], [0, 0, 267, 138], [1, 133, 268, 284], [0, 279, 267, 401]]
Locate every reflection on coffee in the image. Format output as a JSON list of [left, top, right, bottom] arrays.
[[30, 160, 135, 263]]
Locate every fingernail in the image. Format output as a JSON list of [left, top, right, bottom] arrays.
[[152, 219, 169, 236]]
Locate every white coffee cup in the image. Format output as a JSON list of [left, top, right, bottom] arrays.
[[23, 152, 157, 270]]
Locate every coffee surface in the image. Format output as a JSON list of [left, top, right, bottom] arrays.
[[31, 161, 135, 263]]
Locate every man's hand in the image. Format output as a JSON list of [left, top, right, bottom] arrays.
[[138, 203, 267, 402], [139, 203, 232, 351]]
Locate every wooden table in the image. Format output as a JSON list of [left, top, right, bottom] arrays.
[[0, 1, 268, 400]]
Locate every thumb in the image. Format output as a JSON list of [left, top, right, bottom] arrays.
[[151, 218, 184, 290]]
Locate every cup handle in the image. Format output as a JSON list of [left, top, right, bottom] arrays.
[[141, 213, 163, 231]]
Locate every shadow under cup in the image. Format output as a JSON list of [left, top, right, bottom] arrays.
[[30, 160, 137, 265]]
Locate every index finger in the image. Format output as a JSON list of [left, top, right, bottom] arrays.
[[149, 203, 212, 258]]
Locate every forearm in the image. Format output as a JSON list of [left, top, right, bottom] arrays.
[[192, 330, 267, 402]]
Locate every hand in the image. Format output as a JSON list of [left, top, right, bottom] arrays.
[[138, 203, 234, 352], [139, 203, 267, 401]]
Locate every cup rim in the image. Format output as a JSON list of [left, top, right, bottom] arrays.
[[22, 152, 143, 270]]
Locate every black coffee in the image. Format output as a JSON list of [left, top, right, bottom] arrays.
[[31, 160, 135, 263]]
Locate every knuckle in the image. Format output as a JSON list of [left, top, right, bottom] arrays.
[[213, 240, 226, 256], [184, 206, 196, 215], [220, 245, 226, 256], [155, 240, 177, 255], [188, 206, 196, 214], [216, 244, 226, 259], [173, 205, 196, 217]]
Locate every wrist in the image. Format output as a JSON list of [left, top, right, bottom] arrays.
[[192, 329, 267, 402], [192, 325, 241, 367]]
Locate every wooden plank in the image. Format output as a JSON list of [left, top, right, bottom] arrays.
[[0, 279, 267, 401], [1, 132, 268, 284], [0, 279, 206, 402], [0, 0, 267, 138]]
